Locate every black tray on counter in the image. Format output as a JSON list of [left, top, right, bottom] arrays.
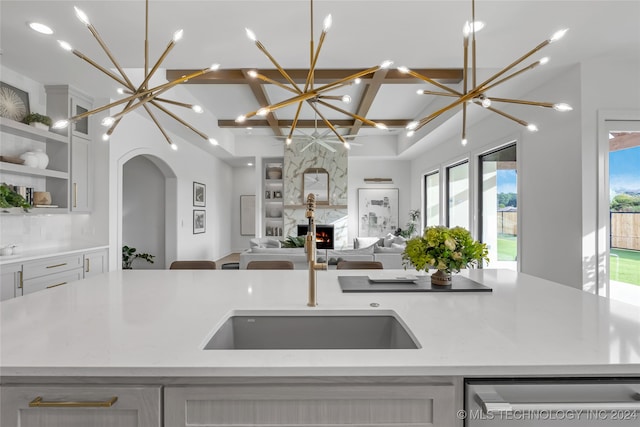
[[338, 275, 492, 292]]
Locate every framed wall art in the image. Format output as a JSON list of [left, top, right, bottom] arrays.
[[357, 188, 399, 237], [193, 209, 206, 234], [240, 195, 256, 236], [0, 82, 30, 122], [193, 182, 205, 207]]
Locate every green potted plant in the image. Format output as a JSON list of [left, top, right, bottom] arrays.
[[122, 245, 155, 269], [23, 113, 52, 130], [399, 209, 421, 238], [402, 225, 489, 285], [0, 183, 30, 212]]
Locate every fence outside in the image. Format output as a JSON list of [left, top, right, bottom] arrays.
[[611, 212, 640, 251], [497, 211, 518, 236]]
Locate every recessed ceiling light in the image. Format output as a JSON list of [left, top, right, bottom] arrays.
[[28, 22, 53, 35], [247, 162, 254, 166]]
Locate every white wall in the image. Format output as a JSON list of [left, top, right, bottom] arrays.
[[348, 158, 413, 244], [410, 65, 583, 288], [580, 54, 640, 293], [109, 113, 234, 269], [409, 57, 640, 291], [123, 156, 166, 269], [231, 165, 257, 252]]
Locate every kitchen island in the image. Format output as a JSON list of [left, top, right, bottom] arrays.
[[1, 269, 639, 426]]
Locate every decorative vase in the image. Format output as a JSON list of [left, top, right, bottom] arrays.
[[33, 191, 52, 206], [431, 269, 453, 286], [33, 149, 49, 169], [267, 168, 282, 179], [19, 151, 39, 168], [30, 122, 49, 131]]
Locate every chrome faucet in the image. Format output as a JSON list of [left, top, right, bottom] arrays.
[[306, 193, 327, 307]]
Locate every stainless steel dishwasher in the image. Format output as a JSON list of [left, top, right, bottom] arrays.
[[465, 379, 640, 426]]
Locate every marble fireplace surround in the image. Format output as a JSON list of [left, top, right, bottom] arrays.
[[282, 143, 349, 249]]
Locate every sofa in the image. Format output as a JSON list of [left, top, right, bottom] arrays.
[[239, 236, 406, 269]]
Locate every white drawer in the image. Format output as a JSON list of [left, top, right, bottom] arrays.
[[22, 254, 84, 280], [22, 268, 83, 295], [1, 385, 162, 427]]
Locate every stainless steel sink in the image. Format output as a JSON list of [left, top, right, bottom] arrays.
[[203, 310, 420, 350]]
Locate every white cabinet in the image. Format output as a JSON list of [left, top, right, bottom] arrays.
[[263, 158, 284, 237], [46, 85, 94, 212], [84, 248, 108, 278], [0, 262, 21, 301], [0, 117, 70, 211], [71, 136, 90, 211], [21, 253, 84, 295], [165, 382, 457, 426], [0, 248, 107, 300], [0, 385, 161, 427]]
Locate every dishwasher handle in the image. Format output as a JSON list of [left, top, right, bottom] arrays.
[[477, 388, 640, 415]]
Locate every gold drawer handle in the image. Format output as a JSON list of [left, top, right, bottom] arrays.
[[29, 396, 118, 408], [46, 282, 67, 289], [46, 263, 67, 269]]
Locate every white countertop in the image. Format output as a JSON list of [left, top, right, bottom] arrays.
[[0, 242, 108, 265], [1, 269, 639, 378]]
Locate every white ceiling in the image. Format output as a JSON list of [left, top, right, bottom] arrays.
[[2, 0, 639, 165]]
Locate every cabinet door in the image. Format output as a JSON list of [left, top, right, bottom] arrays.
[[22, 268, 83, 295], [1, 385, 161, 427], [0, 263, 22, 300], [165, 383, 457, 426], [71, 136, 90, 212], [84, 249, 108, 278]]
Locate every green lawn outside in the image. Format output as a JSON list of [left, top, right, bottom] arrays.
[[610, 248, 640, 286], [496, 236, 639, 286], [497, 234, 517, 261]]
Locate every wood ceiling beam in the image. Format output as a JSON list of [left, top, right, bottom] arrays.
[[218, 119, 411, 129], [350, 68, 388, 135], [166, 68, 463, 84], [240, 69, 283, 137]]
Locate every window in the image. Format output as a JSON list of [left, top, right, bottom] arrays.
[[423, 171, 440, 228], [479, 144, 517, 270], [446, 161, 469, 229]]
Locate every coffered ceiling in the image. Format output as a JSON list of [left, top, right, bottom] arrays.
[[1, 1, 639, 163]]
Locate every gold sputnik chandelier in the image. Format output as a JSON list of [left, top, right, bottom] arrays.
[[236, 0, 392, 149], [52, 0, 219, 149], [400, 0, 572, 145]]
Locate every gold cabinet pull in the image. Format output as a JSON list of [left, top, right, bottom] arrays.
[[73, 182, 78, 208], [85, 258, 90, 273], [46, 263, 67, 269], [46, 282, 67, 289], [18, 270, 23, 289], [29, 396, 118, 408]]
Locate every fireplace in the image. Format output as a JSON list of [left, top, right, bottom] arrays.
[[297, 224, 335, 250]]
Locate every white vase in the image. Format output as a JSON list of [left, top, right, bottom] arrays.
[[33, 149, 49, 169], [19, 151, 39, 168]]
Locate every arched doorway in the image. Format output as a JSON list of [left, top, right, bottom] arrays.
[[119, 153, 177, 269]]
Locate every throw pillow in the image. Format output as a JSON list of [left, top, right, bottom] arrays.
[[392, 235, 407, 245], [383, 233, 396, 247], [354, 237, 381, 249]]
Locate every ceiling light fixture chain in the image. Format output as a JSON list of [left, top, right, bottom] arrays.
[[237, 0, 393, 149], [400, 0, 572, 145], [51, 0, 221, 149]]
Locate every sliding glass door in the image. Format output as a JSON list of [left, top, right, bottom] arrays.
[[479, 144, 517, 270]]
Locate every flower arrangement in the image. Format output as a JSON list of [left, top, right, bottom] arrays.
[[402, 225, 489, 274]]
